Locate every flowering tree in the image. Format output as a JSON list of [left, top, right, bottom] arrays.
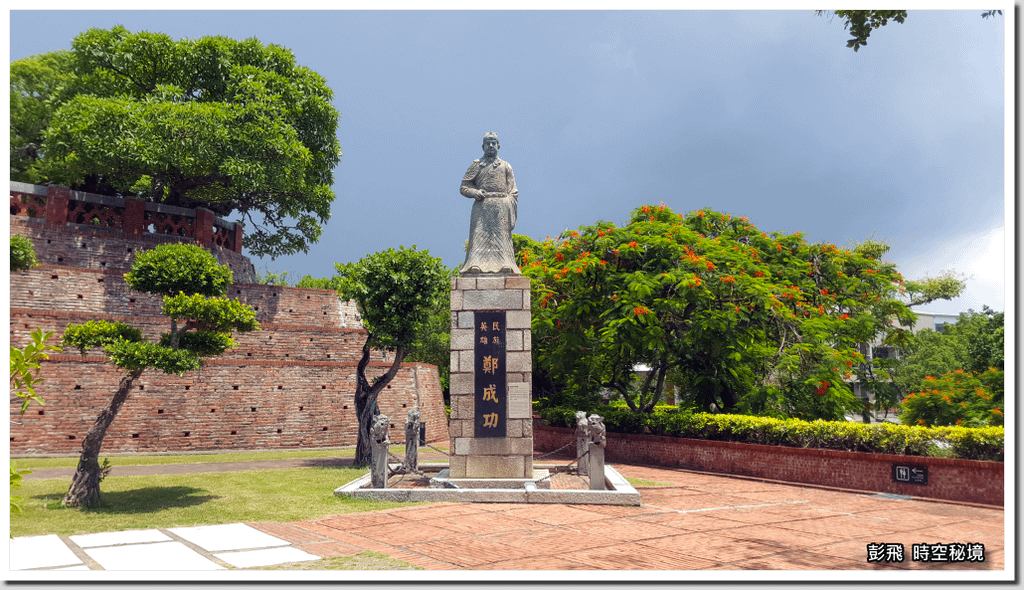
[[900, 368, 1003, 427], [519, 203, 922, 421]]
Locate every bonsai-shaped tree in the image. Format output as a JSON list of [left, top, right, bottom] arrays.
[[61, 243, 258, 508], [310, 246, 449, 467]]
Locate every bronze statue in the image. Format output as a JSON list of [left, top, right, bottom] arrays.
[[460, 132, 520, 275]]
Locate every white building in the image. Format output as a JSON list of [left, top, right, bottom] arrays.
[[848, 310, 961, 423]]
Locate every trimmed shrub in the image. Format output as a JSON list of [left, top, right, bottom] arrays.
[[539, 406, 1003, 461]]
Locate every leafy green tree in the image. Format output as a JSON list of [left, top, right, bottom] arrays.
[[10, 328, 61, 516], [893, 307, 1003, 396], [60, 243, 258, 507], [402, 266, 460, 398], [816, 10, 1003, 52], [9, 50, 76, 181], [519, 204, 920, 421], [815, 10, 907, 52], [10, 26, 341, 258], [256, 268, 294, 287], [310, 247, 449, 467], [10, 235, 40, 273]]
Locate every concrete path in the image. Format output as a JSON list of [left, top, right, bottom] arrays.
[[11, 455, 1006, 573]]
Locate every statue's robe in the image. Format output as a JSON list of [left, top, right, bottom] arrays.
[[459, 157, 520, 275]]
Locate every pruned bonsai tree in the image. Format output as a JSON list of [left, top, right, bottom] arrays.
[[60, 243, 259, 508], [326, 246, 450, 467]]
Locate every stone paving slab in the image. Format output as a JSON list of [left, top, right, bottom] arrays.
[[9, 535, 83, 570], [84, 541, 225, 571], [167, 523, 289, 552]]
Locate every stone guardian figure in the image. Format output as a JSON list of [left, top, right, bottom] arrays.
[[460, 132, 520, 275]]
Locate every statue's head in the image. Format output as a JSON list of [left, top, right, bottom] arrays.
[[482, 132, 500, 157]]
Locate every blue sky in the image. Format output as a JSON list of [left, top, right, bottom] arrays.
[[9, 9, 1011, 316]]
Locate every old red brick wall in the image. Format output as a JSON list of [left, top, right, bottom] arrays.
[[534, 424, 1003, 506], [11, 358, 444, 455], [10, 209, 447, 456], [11, 217, 257, 284]]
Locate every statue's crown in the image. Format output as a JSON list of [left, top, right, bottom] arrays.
[[483, 131, 499, 141]]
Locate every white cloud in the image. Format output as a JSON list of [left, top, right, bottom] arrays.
[[896, 224, 1006, 315]]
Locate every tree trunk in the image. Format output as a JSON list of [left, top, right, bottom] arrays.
[[352, 340, 408, 467], [62, 369, 144, 508]]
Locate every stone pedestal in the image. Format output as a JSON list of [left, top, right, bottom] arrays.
[[448, 275, 533, 479]]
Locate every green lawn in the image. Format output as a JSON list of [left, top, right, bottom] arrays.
[[12, 445, 448, 470], [10, 466, 420, 538], [624, 476, 673, 487]]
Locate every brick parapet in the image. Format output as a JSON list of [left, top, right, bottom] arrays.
[[534, 424, 1003, 506], [11, 217, 256, 283]]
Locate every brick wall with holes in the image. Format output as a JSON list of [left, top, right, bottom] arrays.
[[533, 424, 1003, 506], [11, 217, 257, 284], [11, 311, 382, 364], [10, 213, 447, 456], [9, 265, 363, 330], [10, 358, 445, 455]]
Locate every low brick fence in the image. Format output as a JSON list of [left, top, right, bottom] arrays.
[[534, 423, 1003, 506]]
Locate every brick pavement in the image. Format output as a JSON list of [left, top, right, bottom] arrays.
[[247, 459, 1005, 571], [23, 448, 1004, 572]]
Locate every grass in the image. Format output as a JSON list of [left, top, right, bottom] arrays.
[[255, 551, 422, 571], [10, 466, 420, 538], [12, 445, 448, 470], [624, 476, 673, 487]]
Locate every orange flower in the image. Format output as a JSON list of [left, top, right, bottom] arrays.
[[924, 375, 936, 381], [634, 306, 649, 316], [628, 241, 639, 248]]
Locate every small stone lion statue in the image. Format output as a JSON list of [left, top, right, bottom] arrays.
[[575, 410, 589, 437], [371, 414, 390, 447], [588, 414, 606, 448]]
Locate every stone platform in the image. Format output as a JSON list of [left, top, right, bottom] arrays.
[[333, 462, 641, 505]]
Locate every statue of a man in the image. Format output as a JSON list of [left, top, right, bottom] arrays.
[[460, 132, 520, 275]]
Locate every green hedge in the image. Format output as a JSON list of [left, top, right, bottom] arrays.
[[538, 406, 1003, 462]]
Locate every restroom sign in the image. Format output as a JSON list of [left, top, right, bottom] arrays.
[[892, 464, 928, 485]]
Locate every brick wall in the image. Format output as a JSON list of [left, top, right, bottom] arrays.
[[9, 266, 363, 331], [10, 208, 447, 457], [11, 358, 445, 455], [11, 217, 256, 284], [534, 424, 1003, 506]]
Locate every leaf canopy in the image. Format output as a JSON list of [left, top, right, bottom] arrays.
[[10, 26, 341, 258], [124, 243, 233, 297]]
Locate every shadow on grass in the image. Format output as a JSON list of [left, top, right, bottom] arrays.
[[32, 486, 218, 513]]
